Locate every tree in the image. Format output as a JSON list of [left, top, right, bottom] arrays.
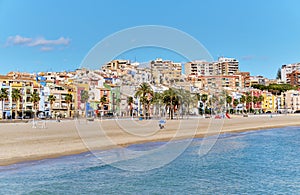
[[240, 95, 246, 104], [258, 95, 264, 110], [127, 96, 134, 117], [29, 91, 40, 118], [80, 90, 89, 103], [0, 88, 8, 119], [252, 84, 297, 95], [233, 99, 239, 107], [176, 89, 189, 118], [201, 94, 208, 103], [276, 68, 281, 80], [135, 83, 153, 118], [48, 94, 56, 117], [64, 94, 73, 117], [251, 96, 259, 112], [151, 92, 164, 117], [162, 88, 179, 119], [226, 95, 232, 110], [197, 94, 208, 115], [179, 90, 196, 118], [12, 89, 22, 119], [184, 91, 197, 118], [100, 96, 107, 110], [100, 96, 107, 104], [80, 90, 89, 117], [246, 95, 252, 111]]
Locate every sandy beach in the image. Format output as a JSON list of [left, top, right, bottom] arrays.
[[0, 115, 300, 166]]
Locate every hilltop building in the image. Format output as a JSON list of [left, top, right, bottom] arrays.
[[150, 58, 183, 85], [281, 63, 300, 83]]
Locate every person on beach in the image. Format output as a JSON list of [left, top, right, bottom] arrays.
[[56, 114, 61, 122], [159, 119, 166, 129]]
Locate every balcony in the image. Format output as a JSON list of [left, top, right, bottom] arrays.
[[11, 83, 23, 87]]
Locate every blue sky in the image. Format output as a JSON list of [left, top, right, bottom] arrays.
[[0, 0, 300, 78]]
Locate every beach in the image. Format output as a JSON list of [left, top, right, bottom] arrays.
[[1, 115, 300, 166]]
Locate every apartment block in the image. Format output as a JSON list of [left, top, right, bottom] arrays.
[[187, 75, 241, 90], [261, 91, 277, 113], [283, 90, 300, 113], [281, 63, 300, 83], [235, 72, 250, 88], [185, 57, 239, 77], [150, 58, 182, 85], [286, 70, 300, 86], [184, 61, 217, 76], [215, 57, 239, 75]]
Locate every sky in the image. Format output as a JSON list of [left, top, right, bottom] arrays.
[[0, 0, 300, 78]]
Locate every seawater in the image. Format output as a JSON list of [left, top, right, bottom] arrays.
[[0, 127, 300, 194]]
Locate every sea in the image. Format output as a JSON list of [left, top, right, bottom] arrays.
[[0, 126, 299, 194]]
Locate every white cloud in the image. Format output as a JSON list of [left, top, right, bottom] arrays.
[[6, 35, 32, 45], [28, 37, 70, 47], [5, 35, 70, 50]]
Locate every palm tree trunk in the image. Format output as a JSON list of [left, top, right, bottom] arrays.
[[14, 100, 19, 119], [67, 103, 70, 118], [142, 104, 145, 119], [158, 104, 161, 118], [187, 103, 190, 119], [33, 103, 36, 118], [1, 100, 3, 119], [50, 103, 52, 117], [170, 100, 173, 119]]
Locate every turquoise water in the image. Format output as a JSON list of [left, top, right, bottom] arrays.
[[1, 127, 300, 194]]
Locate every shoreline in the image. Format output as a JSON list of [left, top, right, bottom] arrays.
[[1, 115, 300, 167]]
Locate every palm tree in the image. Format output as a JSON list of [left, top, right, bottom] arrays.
[[100, 96, 107, 110], [239, 95, 246, 113], [253, 96, 259, 112], [29, 91, 40, 118], [201, 94, 208, 103], [233, 99, 239, 107], [80, 90, 89, 103], [177, 89, 195, 118], [151, 92, 163, 117], [196, 93, 203, 115], [12, 89, 22, 119], [162, 88, 179, 120], [258, 95, 264, 104], [80, 90, 89, 117], [226, 95, 232, 111], [64, 94, 73, 117], [48, 94, 56, 117], [184, 91, 196, 118], [240, 95, 246, 104], [127, 96, 134, 117], [200, 94, 208, 114], [0, 88, 8, 119], [258, 95, 264, 113], [246, 95, 252, 112], [135, 83, 153, 118]]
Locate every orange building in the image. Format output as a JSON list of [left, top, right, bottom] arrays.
[[286, 70, 300, 87]]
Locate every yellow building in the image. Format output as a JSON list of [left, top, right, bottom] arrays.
[[261, 91, 277, 113]]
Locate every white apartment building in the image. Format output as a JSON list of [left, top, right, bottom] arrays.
[[284, 90, 300, 113], [281, 63, 300, 83], [185, 57, 239, 77], [184, 61, 217, 76]]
